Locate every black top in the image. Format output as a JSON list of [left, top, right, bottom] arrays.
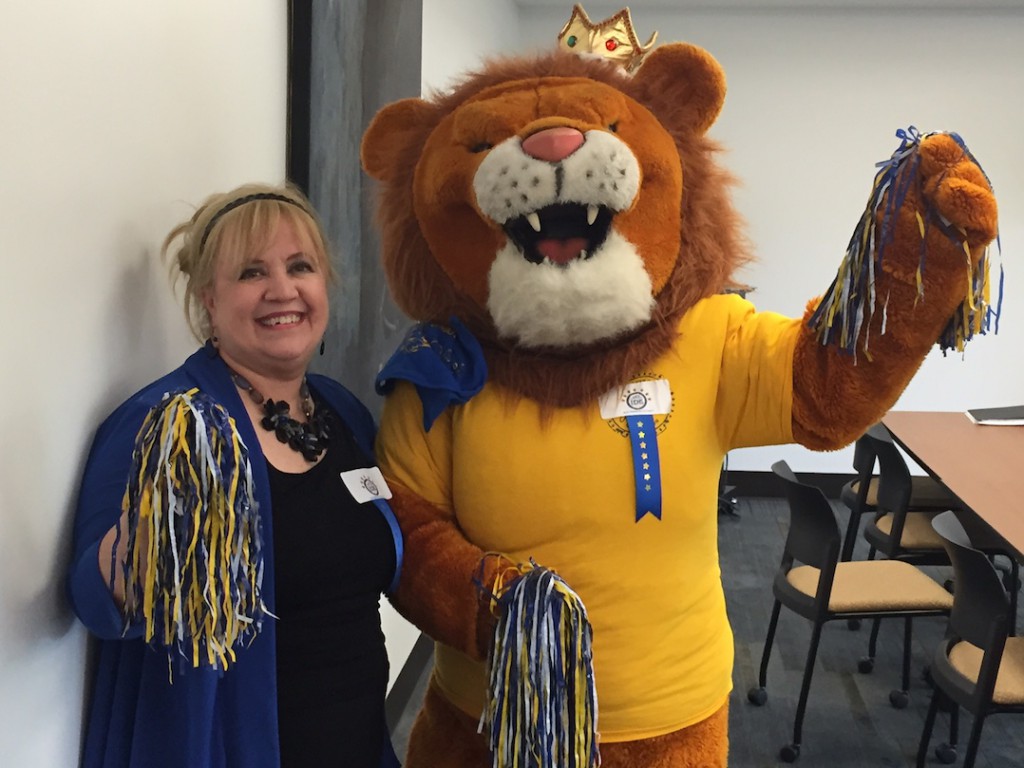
[[269, 413, 396, 768]]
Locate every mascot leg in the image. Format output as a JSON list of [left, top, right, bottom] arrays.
[[404, 680, 728, 768], [602, 701, 729, 768], [404, 677, 490, 767]]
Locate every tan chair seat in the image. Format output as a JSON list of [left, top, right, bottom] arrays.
[[787, 560, 953, 613], [875, 510, 946, 550], [875, 508, 1014, 558], [948, 636, 1024, 705], [853, 475, 957, 508]]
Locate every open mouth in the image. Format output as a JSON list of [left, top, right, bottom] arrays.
[[503, 203, 613, 266]]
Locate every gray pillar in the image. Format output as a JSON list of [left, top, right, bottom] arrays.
[[308, 0, 423, 414]]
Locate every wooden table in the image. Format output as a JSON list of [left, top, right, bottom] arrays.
[[883, 410, 1024, 558]]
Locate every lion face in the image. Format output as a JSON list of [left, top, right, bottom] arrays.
[[408, 77, 680, 348], [363, 44, 737, 357]]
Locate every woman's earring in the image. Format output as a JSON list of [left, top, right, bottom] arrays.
[[319, 337, 326, 356]]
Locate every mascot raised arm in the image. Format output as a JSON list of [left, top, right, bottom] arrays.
[[360, 5, 1000, 767]]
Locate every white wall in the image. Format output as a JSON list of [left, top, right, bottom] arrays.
[[422, 0, 521, 92], [0, 3, 287, 764], [508, 5, 1024, 473]]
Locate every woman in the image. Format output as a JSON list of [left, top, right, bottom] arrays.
[[67, 183, 403, 768]]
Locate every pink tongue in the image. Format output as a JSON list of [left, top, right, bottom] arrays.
[[536, 237, 588, 264]]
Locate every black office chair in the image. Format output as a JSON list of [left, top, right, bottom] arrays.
[[861, 425, 952, 566], [862, 425, 1019, 641], [916, 511, 1024, 768], [839, 423, 957, 564], [747, 461, 953, 762]]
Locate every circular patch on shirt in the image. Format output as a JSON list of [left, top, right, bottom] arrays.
[[605, 372, 674, 437]]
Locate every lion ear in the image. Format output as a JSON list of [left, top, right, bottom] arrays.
[[630, 43, 726, 135], [361, 98, 435, 181]]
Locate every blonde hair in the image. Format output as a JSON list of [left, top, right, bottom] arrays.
[[162, 182, 336, 341]]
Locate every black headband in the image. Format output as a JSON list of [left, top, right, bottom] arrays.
[[198, 192, 308, 254]]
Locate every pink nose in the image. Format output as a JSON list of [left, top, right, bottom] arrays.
[[520, 127, 585, 163]]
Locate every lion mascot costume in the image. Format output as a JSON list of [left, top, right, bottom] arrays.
[[360, 6, 1000, 767]]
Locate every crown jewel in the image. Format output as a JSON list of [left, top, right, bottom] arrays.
[[557, 4, 658, 73]]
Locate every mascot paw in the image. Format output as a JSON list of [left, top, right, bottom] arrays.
[[918, 133, 998, 250], [473, 552, 518, 658]]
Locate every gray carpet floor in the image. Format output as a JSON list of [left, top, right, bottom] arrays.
[[389, 496, 1024, 767]]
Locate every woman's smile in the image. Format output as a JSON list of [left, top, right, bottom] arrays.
[[258, 312, 305, 327]]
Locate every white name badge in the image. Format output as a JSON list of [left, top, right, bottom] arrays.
[[598, 378, 672, 419], [340, 467, 393, 503]]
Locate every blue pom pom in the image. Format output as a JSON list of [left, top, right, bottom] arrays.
[[118, 388, 265, 671], [479, 560, 599, 768]]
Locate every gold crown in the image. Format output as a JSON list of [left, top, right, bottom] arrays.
[[557, 4, 658, 73]]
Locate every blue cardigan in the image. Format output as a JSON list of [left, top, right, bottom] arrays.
[[68, 345, 402, 768]]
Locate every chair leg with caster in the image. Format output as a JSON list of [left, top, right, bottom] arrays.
[[889, 689, 910, 709], [780, 743, 801, 763], [937, 699, 960, 763], [859, 616, 883, 673], [918, 687, 960, 766], [748, 600, 781, 707], [889, 616, 912, 709], [934, 742, 958, 765], [779, 621, 824, 762], [916, 690, 942, 768]]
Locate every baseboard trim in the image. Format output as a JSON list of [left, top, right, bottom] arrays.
[[726, 470, 849, 499], [385, 632, 434, 729]]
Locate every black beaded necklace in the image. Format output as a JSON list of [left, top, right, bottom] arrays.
[[227, 369, 330, 462]]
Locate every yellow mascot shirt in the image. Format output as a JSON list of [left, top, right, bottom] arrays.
[[377, 293, 799, 742]]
